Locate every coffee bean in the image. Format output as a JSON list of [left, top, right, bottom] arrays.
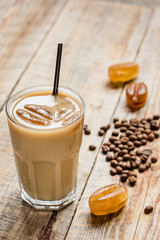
[[112, 131, 119, 136], [137, 134, 143, 140], [120, 127, 127, 132], [140, 154, 148, 163], [122, 170, 130, 175], [135, 131, 141, 136], [128, 146, 135, 151], [116, 166, 123, 174], [141, 139, 147, 145], [98, 129, 105, 136], [129, 171, 137, 178], [147, 117, 152, 122], [128, 141, 134, 147], [126, 161, 131, 169], [103, 142, 111, 146], [153, 115, 160, 120], [148, 133, 155, 141], [109, 137, 118, 143], [130, 156, 137, 161], [129, 135, 137, 141], [144, 206, 153, 214], [130, 151, 136, 156], [139, 164, 146, 172], [110, 168, 117, 176], [118, 144, 124, 150], [100, 125, 109, 132], [106, 153, 113, 162], [113, 118, 119, 123], [111, 160, 119, 167], [120, 174, 128, 182], [126, 130, 134, 137], [115, 121, 121, 128], [145, 129, 152, 135], [114, 140, 121, 146], [109, 144, 115, 151], [134, 140, 141, 147], [114, 148, 120, 153], [138, 123, 144, 128], [83, 124, 88, 130], [151, 157, 158, 163], [117, 156, 123, 162], [135, 158, 141, 168], [140, 119, 147, 124], [130, 161, 136, 169], [142, 149, 153, 157], [102, 145, 109, 154], [114, 152, 119, 159], [119, 161, 123, 168], [154, 132, 159, 138], [120, 119, 127, 124], [123, 144, 128, 149], [129, 126, 136, 132], [150, 122, 159, 130], [128, 176, 137, 186], [84, 129, 91, 135], [142, 133, 148, 140], [121, 137, 129, 144], [136, 150, 142, 156], [122, 122, 130, 128], [89, 145, 96, 151], [123, 154, 130, 161]]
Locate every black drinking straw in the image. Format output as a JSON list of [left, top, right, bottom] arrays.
[[53, 43, 63, 95]]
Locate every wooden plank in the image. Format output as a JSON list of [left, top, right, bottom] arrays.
[[65, 6, 160, 240], [100, 0, 160, 7], [0, 0, 67, 111], [0, 1, 152, 239]]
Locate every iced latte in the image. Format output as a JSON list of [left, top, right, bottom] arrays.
[[6, 86, 85, 210]]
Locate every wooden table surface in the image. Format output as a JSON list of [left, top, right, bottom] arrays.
[[0, 0, 160, 239]]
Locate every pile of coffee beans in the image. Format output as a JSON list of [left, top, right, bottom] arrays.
[[102, 116, 159, 186]]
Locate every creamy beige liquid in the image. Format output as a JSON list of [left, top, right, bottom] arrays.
[[8, 91, 84, 201]]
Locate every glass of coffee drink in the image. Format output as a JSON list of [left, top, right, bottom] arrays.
[[6, 85, 85, 210]]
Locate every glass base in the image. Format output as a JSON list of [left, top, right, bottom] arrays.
[[21, 188, 76, 210]]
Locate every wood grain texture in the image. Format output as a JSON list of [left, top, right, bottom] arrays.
[[100, 0, 160, 7], [0, 0, 67, 111], [0, 1, 152, 239], [65, 5, 160, 240]]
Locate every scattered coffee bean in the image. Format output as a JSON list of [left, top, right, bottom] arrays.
[[103, 142, 111, 146], [154, 132, 159, 138], [122, 170, 130, 175], [140, 154, 148, 163], [135, 158, 141, 168], [130, 156, 136, 161], [130, 161, 136, 169], [121, 119, 127, 123], [153, 115, 160, 120], [129, 135, 137, 141], [116, 166, 123, 174], [112, 131, 119, 136], [120, 174, 128, 182], [113, 118, 119, 123], [123, 122, 130, 128], [118, 144, 124, 150], [139, 164, 146, 173], [102, 145, 109, 154], [150, 122, 159, 131], [145, 161, 151, 169], [147, 117, 152, 122], [136, 150, 142, 156], [151, 157, 158, 163], [128, 176, 137, 186], [130, 151, 136, 156], [117, 156, 123, 162], [114, 140, 121, 146], [84, 129, 91, 135], [111, 160, 119, 167], [89, 145, 96, 151], [114, 121, 121, 128], [106, 153, 113, 162], [144, 206, 153, 214], [142, 133, 148, 140], [114, 147, 120, 153], [100, 124, 111, 132], [98, 129, 105, 136], [120, 127, 127, 132], [109, 136, 118, 143], [126, 130, 133, 137], [148, 133, 155, 141], [134, 140, 141, 147], [109, 144, 115, 151], [145, 129, 152, 135], [110, 168, 117, 175], [141, 139, 147, 145], [129, 171, 137, 178], [123, 154, 130, 161]]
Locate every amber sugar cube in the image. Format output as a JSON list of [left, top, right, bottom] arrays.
[[89, 184, 128, 216], [108, 62, 139, 83]]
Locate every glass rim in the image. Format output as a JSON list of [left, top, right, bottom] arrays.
[[5, 85, 85, 131]]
